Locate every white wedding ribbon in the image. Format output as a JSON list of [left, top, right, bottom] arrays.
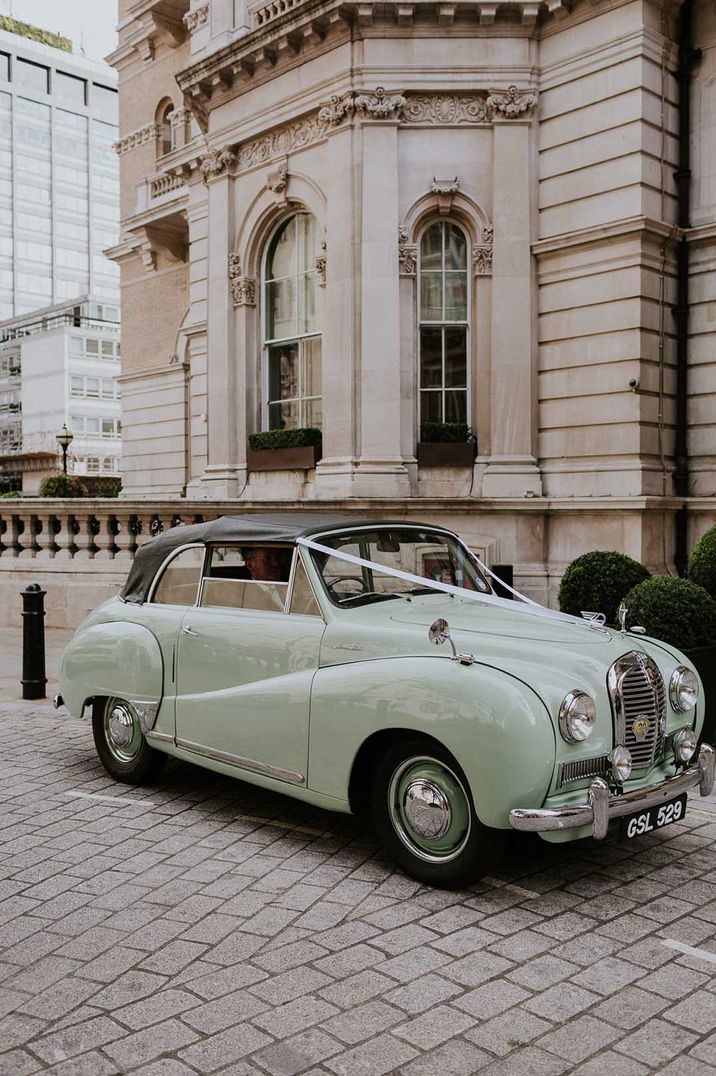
[[297, 537, 603, 633]]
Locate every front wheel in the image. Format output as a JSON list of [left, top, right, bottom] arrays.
[[92, 697, 166, 785], [370, 738, 505, 888]]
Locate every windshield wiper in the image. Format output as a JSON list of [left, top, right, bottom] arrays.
[[338, 591, 403, 607]]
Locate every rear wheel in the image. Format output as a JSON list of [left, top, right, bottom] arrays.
[[370, 738, 505, 888], [92, 697, 166, 785]]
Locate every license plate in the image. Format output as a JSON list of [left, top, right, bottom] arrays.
[[622, 793, 688, 839]]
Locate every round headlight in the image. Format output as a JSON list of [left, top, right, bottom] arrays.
[[559, 690, 597, 743], [673, 727, 697, 764], [670, 667, 699, 713], [610, 745, 633, 784]]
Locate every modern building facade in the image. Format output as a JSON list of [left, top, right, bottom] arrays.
[[0, 22, 120, 319], [109, 0, 716, 602], [0, 297, 121, 493]]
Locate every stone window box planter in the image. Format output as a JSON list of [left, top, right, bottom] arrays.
[[683, 643, 716, 746], [417, 442, 477, 468], [247, 445, 321, 472]]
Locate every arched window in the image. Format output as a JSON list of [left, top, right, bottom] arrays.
[[418, 221, 469, 427], [156, 101, 174, 157], [263, 213, 322, 430]]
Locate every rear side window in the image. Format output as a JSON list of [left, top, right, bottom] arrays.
[[152, 546, 204, 606], [199, 545, 292, 613]]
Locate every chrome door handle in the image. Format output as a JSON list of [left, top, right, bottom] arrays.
[[182, 625, 199, 636]]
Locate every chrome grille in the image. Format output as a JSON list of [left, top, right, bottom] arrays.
[[608, 652, 666, 769], [559, 755, 610, 787]]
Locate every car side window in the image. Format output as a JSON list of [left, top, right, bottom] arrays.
[[289, 559, 322, 617], [152, 546, 204, 606], [200, 545, 291, 613]]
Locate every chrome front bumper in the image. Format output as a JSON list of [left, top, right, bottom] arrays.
[[510, 743, 716, 841]]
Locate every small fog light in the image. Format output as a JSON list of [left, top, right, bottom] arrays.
[[673, 727, 697, 764], [610, 745, 633, 784]]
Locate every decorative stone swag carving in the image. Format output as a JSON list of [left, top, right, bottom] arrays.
[[473, 225, 493, 276], [403, 94, 488, 124], [486, 84, 538, 119], [315, 243, 327, 287], [184, 3, 210, 31], [398, 228, 417, 276], [354, 87, 406, 121], [228, 254, 256, 306], [318, 93, 355, 126]]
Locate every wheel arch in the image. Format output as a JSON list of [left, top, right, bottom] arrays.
[[348, 727, 458, 814]]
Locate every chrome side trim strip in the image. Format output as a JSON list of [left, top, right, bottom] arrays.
[[146, 730, 175, 744], [176, 738, 306, 785]]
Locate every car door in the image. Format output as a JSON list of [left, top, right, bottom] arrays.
[[174, 545, 326, 786]]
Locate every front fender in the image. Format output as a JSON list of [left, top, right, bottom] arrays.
[[59, 620, 164, 724], [308, 656, 555, 828]]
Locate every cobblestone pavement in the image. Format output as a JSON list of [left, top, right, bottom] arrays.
[[1, 699, 716, 1076]]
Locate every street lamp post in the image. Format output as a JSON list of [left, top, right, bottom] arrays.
[[56, 424, 73, 475]]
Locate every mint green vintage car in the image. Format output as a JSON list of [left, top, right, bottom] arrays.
[[57, 513, 715, 887]]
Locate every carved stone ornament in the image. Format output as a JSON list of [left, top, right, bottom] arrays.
[[183, 3, 209, 32], [472, 225, 493, 276], [315, 242, 327, 287], [237, 115, 327, 172], [398, 227, 417, 276], [486, 84, 538, 119], [354, 87, 406, 121], [114, 123, 159, 156], [431, 177, 459, 214], [403, 94, 488, 125], [231, 276, 256, 307], [267, 160, 288, 193], [318, 93, 355, 126], [200, 146, 237, 179]]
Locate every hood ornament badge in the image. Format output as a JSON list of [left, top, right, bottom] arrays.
[[581, 611, 606, 627]]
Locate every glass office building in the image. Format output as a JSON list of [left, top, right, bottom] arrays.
[[0, 25, 119, 320]]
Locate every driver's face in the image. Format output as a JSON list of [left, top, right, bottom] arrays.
[[244, 548, 283, 581]]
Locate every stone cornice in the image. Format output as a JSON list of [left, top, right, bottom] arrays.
[[532, 216, 682, 257]]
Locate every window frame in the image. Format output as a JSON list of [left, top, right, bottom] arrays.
[[260, 212, 323, 432], [417, 219, 471, 430], [148, 543, 208, 606]]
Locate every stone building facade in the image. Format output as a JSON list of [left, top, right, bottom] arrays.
[[108, 0, 716, 603]]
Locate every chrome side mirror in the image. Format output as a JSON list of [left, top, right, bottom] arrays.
[[429, 618, 451, 646]]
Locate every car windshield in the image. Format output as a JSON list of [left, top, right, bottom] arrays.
[[310, 528, 491, 607]]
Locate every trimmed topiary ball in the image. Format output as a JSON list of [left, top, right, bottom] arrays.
[[688, 526, 716, 602], [623, 576, 716, 650], [558, 551, 650, 626]]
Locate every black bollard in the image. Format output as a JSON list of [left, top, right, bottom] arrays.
[[490, 564, 514, 600], [21, 583, 47, 700]]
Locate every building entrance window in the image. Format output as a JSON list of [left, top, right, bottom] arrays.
[[418, 221, 469, 426], [262, 214, 322, 430]]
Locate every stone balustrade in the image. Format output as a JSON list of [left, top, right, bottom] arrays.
[[249, 0, 304, 28]]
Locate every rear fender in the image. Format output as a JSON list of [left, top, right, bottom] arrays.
[[59, 621, 164, 731]]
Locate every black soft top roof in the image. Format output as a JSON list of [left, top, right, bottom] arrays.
[[119, 512, 428, 603]]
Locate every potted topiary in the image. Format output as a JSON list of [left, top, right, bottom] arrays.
[[39, 473, 89, 497], [247, 427, 322, 472], [622, 575, 716, 746], [558, 551, 650, 626], [417, 422, 477, 468]]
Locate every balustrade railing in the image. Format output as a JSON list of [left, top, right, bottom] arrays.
[[0, 501, 223, 565], [249, 0, 304, 27]]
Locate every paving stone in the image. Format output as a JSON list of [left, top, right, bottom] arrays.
[[375, 945, 451, 983], [178, 1023, 274, 1073], [689, 1034, 716, 1066], [91, 969, 168, 1009], [385, 972, 462, 1015], [476, 1045, 571, 1075], [507, 954, 577, 991], [569, 956, 645, 996], [534, 1013, 623, 1063], [662, 989, 716, 1033], [29, 1015, 127, 1065], [252, 965, 334, 1005], [453, 978, 530, 1019], [465, 1008, 553, 1056], [317, 969, 397, 1009], [321, 999, 405, 1044], [114, 987, 203, 1030], [253, 996, 340, 1039], [102, 1018, 200, 1069], [40, 1049, 120, 1075], [591, 986, 670, 1030], [182, 988, 268, 1033], [250, 1028, 343, 1076], [570, 1050, 650, 1075], [0, 1048, 42, 1075], [614, 1018, 700, 1066], [524, 982, 600, 1022], [635, 962, 709, 999], [324, 1031, 419, 1075], [183, 961, 269, 1000]]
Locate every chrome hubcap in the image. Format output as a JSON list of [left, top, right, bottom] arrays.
[[103, 699, 142, 764], [403, 779, 451, 839], [388, 755, 471, 864]]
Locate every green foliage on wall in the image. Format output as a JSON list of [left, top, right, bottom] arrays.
[[0, 16, 72, 53], [248, 428, 323, 451]]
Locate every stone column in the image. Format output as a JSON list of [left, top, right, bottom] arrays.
[[481, 87, 542, 498], [199, 163, 246, 498], [314, 115, 360, 497], [352, 92, 411, 498]]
